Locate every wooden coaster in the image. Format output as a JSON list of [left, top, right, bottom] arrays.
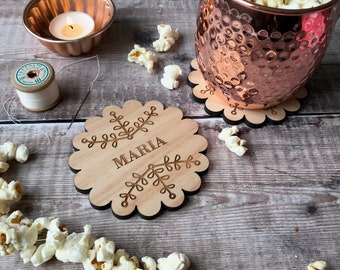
[[188, 58, 307, 128], [69, 100, 209, 219]]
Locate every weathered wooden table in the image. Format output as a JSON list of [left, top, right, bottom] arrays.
[[0, 0, 339, 269]]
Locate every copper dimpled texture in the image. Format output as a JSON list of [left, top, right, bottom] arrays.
[[23, 0, 116, 56], [195, 0, 340, 109]]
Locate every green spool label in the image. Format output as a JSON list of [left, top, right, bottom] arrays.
[[15, 62, 50, 86]]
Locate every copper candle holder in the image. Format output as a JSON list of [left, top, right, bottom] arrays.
[[195, 0, 340, 109], [23, 0, 116, 56]]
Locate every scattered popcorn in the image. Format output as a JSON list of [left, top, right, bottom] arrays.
[[127, 44, 158, 73], [308, 260, 327, 270], [153, 24, 179, 52], [218, 126, 248, 156], [248, 0, 331, 9], [157, 252, 190, 270], [0, 175, 191, 269], [161, 65, 182, 90], [1, 208, 191, 269], [0, 141, 29, 173]]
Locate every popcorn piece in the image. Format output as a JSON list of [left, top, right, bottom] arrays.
[[0, 162, 9, 173], [153, 24, 179, 52], [164, 65, 182, 79], [157, 252, 190, 270], [82, 236, 116, 269], [225, 136, 248, 157], [94, 237, 115, 262], [308, 260, 327, 270], [15, 145, 29, 163], [82, 248, 115, 270], [0, 142, 17, 160], [0, 179, 24, 215], [161, 65, 182, 90], [218, 126, 239, 140], [55, 224, 94, 263], [161, 77, 179, 90], [113, 255, 141, 270], [141, 256, 157, 270], [30, 217, 68, 266], [127, 44, 158, 73], [218, 126, 248, 156], [114, 248, 130, 265]]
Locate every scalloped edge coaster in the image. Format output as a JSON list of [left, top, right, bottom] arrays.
[[188, 58, 307, 128], [69, 100, 209, 219]]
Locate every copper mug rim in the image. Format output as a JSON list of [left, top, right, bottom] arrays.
[[231, 0, 339, 16]]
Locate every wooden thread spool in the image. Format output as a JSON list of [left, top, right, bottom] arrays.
[[11, 61, 60, 112]]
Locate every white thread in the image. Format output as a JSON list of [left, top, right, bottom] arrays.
[[65, 55, 101, 129], [2, 96, 21, 124], [55, 55, 99, 74], [16, 80, 60, 112]]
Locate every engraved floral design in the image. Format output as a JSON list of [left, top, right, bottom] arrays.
[[189, 58, 307, 127], [120, 154, 201, 207], [81, 106, 158, 149], [69, 100, 209, 219]]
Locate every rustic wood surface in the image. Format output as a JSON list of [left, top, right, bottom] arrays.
[[0, 0, 339, 269]]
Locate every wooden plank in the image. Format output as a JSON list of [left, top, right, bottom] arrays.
[[0, 116, 339, 269], [0, 1, 339, 123]]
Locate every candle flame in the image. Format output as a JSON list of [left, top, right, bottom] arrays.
[[66, 16, 74, 25]]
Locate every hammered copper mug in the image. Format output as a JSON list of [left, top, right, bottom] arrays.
[[195, 0, 340, 109]]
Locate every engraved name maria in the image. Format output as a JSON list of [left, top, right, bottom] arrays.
[[112, 137, 167, 169]]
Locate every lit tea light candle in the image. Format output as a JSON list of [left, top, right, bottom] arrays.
[[49, 11, 95, 40]]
